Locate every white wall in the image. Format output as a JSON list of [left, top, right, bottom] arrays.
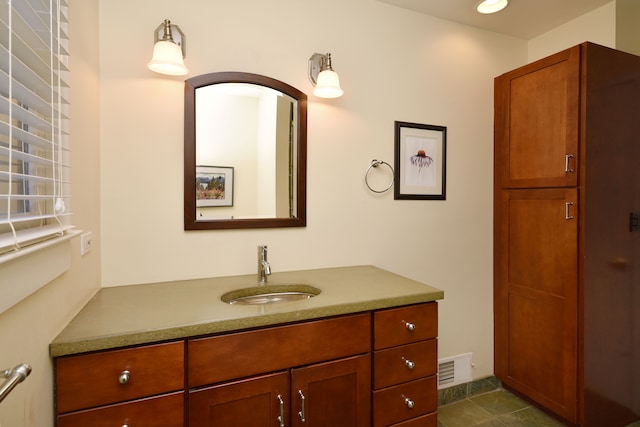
[[98, 0, 526, 381], [0, 1, 102, 426]]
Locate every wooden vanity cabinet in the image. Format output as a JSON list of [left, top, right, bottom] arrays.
[[54, 302, 439, 426], [188, 313, 372, 427], [494, 42, 640, 426]]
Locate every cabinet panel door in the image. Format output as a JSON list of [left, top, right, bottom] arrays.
[[494, 188, 578, 423], [495, 46, 580, 189], [291, 354, 371, 427], [189, 371, 289, 427]]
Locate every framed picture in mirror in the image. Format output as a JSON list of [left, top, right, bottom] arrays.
[[196, 165, 234, 207]]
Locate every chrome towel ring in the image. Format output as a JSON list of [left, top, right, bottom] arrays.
[[365, 159, 394, 193]]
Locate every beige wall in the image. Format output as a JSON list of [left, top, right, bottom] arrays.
[[0, 0, 628, 425], [527, 1, 640, 61], [0, 1, 101, 426], [528, 2, 616, 61], [98, 0, 526, 383], [616, 0, 640, 56]]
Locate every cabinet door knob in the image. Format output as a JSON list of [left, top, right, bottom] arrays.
[[404, 397, 415, 409], [405, 359, 416, 370], [405, 322, 416, 331], [118, 370, 130, 384]]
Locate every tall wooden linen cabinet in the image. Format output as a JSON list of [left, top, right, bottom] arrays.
[[494, 42, 640, 427]]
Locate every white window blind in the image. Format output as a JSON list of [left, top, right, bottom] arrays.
[[0, 0, 72, 258]]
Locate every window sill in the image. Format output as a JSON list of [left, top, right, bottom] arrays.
[[0, 230, 82, 315]]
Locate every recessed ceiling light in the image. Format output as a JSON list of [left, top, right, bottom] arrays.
[[476, 0, 509, 14]]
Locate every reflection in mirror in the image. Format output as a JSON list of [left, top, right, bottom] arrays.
[[184, 73, 307, 230]]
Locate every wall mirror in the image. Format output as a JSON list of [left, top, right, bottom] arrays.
[[184, 72, 307, 230]]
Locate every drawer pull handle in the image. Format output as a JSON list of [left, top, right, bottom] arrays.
[[405, 322, 416, 331], [277, 394, 285, 427], [118, 370, 130, 384], [565, 154, 574, 173], [404, 397, 415, 409], [565, 202, 574, 220], [405, 359, 416, 370], [298, 390, 306, 423]]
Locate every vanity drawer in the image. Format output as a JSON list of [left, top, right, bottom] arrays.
[[372, 376, 437, 427], [374, 303, 437, 350], [188, 313, 371, 387], [56, 391, 184, 427], [373, 339, 437, 389], [390, 412, 437, 427], [55, 341, 185, 413]]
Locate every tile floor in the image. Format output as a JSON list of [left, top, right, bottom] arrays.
[[437, 388, 568, 427]]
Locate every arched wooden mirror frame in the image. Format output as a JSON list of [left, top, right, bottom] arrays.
[[184, 72, 307, 230]]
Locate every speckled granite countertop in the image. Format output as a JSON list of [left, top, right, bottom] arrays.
[[50, 265, 444, 357]]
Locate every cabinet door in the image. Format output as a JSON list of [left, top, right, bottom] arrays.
[[291, 354, 371, 427], [495, 46, 580, 189], [189, 371, 289, 427], [494, 188, 578, 423]]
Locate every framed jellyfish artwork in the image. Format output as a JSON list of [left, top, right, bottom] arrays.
[[393, 121, 446, 200]]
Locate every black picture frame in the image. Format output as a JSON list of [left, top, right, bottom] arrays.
[[394, 121, 446, 200]]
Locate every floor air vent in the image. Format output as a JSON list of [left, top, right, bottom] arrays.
[[438, 353, 472, 389]]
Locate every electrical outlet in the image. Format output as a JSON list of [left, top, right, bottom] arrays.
[[80, 232, 93, 255]]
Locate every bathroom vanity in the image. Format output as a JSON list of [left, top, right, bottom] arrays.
[[50, 266, 443, 426]]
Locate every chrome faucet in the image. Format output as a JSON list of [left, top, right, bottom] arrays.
[[258, 245, 271, 285]]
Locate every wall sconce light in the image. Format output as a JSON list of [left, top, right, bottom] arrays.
[[308, 53, 344, 98], [147, 19, 188, 76], [476, 0, 509, 14]]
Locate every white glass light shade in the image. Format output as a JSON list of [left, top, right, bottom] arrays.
[[313, 69, 344, 98], [476, 0, 508, 14], [148, 40, 188, 76]]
